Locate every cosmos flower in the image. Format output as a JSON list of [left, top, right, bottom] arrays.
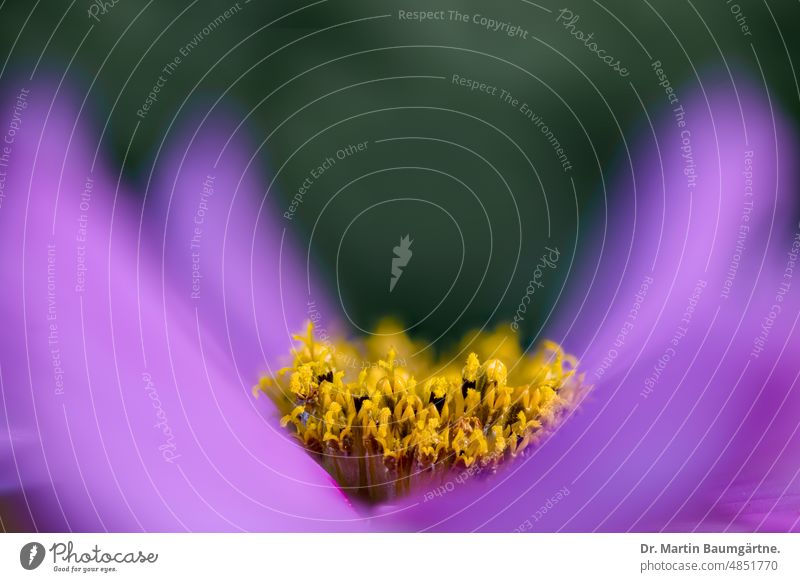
[[0, 73, 798, 532]]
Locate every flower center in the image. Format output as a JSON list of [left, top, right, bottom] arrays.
[[255, 321, 588, 503]]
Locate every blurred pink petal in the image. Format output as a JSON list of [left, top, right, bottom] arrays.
[[0, 82, 361, 531]]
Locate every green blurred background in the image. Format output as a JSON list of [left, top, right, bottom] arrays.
[[2, 0, 798, 344]]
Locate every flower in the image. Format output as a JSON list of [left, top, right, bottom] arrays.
[[1, 73, 798, 532]]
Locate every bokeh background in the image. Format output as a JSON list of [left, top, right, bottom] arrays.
[[2, 0, 796, 340]]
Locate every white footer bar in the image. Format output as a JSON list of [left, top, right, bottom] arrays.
[[1, 533, 798, 581]]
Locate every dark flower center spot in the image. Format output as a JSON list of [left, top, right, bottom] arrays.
[[353, 395, 369, 413], [461, 380, 476, 398], [429, 393, 446, 412]]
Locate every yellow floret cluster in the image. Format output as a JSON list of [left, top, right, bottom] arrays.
[[255, 321, 587, 502]]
